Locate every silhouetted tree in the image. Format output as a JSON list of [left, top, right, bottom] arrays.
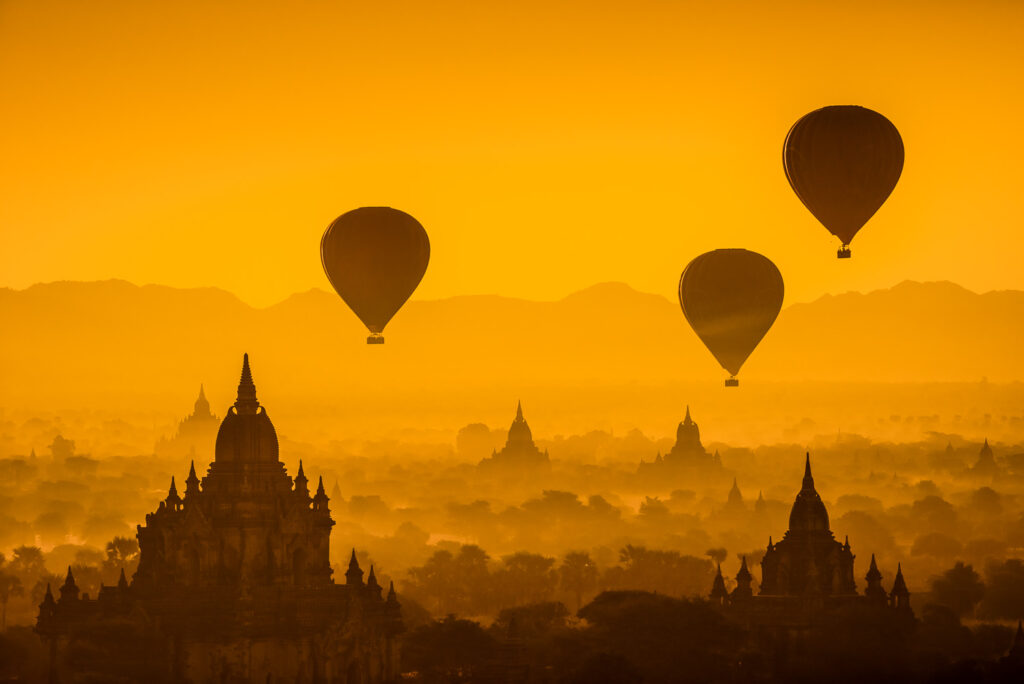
[[494, 552, 556, 607], [603, 545, 713, 597], [930, 562, 985, 618], [978, 558, 1024, 620], [705, 548, 728, 565], [0, 570, 24, 631], [401, 615, 498, 681], [559, 551, 599, 612]]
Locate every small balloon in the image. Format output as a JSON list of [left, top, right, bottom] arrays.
[[679, 249, 784, 386], [321, 207, 430, 344]]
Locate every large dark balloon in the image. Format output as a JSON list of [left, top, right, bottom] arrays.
[[784, 106, 904, 257], [321, 207, 430, 344], [679, 249, 784, 386]]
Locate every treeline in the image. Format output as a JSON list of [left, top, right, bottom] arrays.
[[400, 544, 714, 617], [400, 592, 1024, 684]]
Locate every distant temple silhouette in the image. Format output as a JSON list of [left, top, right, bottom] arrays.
[[37, 355, 402, 682], [710, 454, 911, 656], [972, 438, 999, 477], [638, 406, 720, 477], [155, 384, 220, 460], [477, 401, 551, 471]]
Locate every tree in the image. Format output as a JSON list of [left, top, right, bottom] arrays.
[[978, 558, 1024, 620], [103, 536, 140, 583], [494, 552, 556, 608], [705, 548, 728, 565], [0, 571, 24, 631], [401, 616, 498, 679], [929, 562, 984, 618], [9, 547, 45, 579], [559, 551, 599, 612]]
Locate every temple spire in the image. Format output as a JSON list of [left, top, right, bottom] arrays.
[[516, 400, 524, 422], [802, 452, 815, 490], [234, 353, 259, 414], [684, 405, 691, 423]]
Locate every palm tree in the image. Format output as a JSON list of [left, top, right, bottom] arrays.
[[0, 571, 24, 631]]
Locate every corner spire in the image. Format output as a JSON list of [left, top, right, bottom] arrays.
[[346, 548, 364, 586], [234, 353, 259, 414]]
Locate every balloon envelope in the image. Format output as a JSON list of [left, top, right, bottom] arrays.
[[784, 105, 904, 248], [321, 207, 430, 341], [678, 249, 784, 379]]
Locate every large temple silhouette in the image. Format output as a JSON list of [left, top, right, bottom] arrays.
[[477, 401, 551, 472], [37, 355, 403, 683], [710, 454, 911, 661]]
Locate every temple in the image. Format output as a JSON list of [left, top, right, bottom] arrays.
[[477, 401, 551, 471], [37, 355, 403, 683], [637, 406, 719, 479], [710, 454, 912, 658], [155, 384, 220, 460]]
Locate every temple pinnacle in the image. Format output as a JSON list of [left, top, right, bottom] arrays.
[[235, 353, 259, 413], [516, 400, 524, 421]]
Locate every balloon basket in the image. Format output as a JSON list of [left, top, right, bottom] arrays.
[[366, 334, 385, 345], [725, 377, 739, 387], [837, 246, 851, 259]]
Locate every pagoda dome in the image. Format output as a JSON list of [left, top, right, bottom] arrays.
[[788, 453, 830, 532], [506, 401, 534, 447], [214, 354, 279, 463]]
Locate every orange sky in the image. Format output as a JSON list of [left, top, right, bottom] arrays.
[[2, 0, 1023, 307]]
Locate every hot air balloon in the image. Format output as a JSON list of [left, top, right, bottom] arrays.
[[320, 207, 430, 344], [679, 249, 784, 386], [783, 105, 904, 258]]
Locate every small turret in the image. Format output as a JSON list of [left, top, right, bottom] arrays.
[[367, 565, 383, 599], [733, 557, 753, 600], [294, 460, 310, 499], [710, 563, 728, 604], [865, 554, 887, 604], [118, 568, 129, 591], [312, 475, 329, 513], [41, 583, 56, 610], [185, 460, 201, 498], [59, 566, 79, 603], [386, 580, 399, 606], [165, 476, 183, 512], [890, 563, 910, 610], [346, 549, 364, 586]]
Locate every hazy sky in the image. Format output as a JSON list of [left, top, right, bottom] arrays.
[[2, 0, 1023, 306]]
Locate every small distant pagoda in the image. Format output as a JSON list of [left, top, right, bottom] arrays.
[[155, 384, 220, 460], [38, 355, 403, 682], [477, 401, 551, 472], [638, 406, 719, 478]]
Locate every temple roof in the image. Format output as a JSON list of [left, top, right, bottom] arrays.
[[214, 354, 279, 463], [788, 453, 830, 533]]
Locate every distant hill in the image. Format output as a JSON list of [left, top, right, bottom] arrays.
[[2, 279, 1022, 431]]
